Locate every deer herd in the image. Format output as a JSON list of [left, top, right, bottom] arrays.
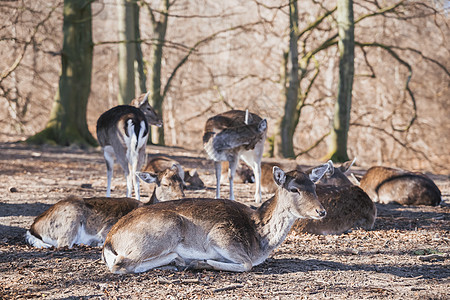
[[25, 94, 443, 274]]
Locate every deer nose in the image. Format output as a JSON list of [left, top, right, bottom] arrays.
[[316, 209, 326, 218]]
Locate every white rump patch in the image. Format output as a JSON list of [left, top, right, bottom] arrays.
[[75, 224, 102, 247], [25, 231, 55, 248]]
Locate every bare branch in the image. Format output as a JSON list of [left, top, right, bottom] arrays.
[[295, 131, 330, 158], [351, 122, 446, 170], [297, 6, 337, 41], [356, 41, 417, 132], [0, 3, 61, 83], [162, 21, 263, 99]]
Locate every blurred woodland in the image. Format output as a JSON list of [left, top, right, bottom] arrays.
[[0, 0, 449, 173]]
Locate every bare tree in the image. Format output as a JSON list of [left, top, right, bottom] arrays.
[[117, 0, 137, 105], [325, 0, 354, 162], [27, 0, 96, 146], [274, 0, 299, 158]]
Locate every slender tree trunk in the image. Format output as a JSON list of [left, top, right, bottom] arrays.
[[134, 3, 147, 95], [117, 0, 136, 105], [149, 0, 169, 145], [274, 0, 299, 158], [27, 0, 96, 147], [326, 0, 354, 162]]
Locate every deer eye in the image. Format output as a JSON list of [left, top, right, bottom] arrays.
[[289, 188, 298, 193]]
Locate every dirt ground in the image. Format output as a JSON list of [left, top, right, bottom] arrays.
[[0, 142, 449, 299]]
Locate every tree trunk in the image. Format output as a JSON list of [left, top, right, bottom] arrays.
[[27, 0, 96, 147], [326, 0, 354, 162], [134, 3, 147, 95], [117, 0, 136, 105], [149, 0, 169, 145], [274, 0, 299, 158]]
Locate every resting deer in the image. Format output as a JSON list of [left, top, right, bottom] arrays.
[[260, 159, 355, 194], [96, 92, 162, 200], [292, 159, 377, 235], [26, 169, 183, 249], [143, 156, 204, 189], [359, 166, 442, 206], [203, 110, 267, 202], [220, 161, 255, 184], [102, 164, 328, 274], [136, 164, 185, 204]]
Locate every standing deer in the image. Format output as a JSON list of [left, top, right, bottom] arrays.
[[293, 159, 377, 235], [102, 164, 328, 274], [359, 166, 442, 206], [203, 110, 267, 203], [96, 92, 162, 200], [26, 169, 184, 249]]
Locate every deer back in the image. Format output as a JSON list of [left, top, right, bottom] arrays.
[[260, 162, 283, 193], [143, 156, 185, 179], [137, 166, 185, 203], [102, 165, 328, 274], [221, 161, 255, 183], [292, 185, 377, 235], [96, 105, 149, 148], [360, 166, 442, 206], [26, 196, 141, 248], [203, 110, 267, 159]]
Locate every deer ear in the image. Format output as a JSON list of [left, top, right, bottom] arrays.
[[170, 163, 179, 173], [140, 91, 151, 106], [136, 172, 158, 183], [339, 157, 356, 173], [258, 119, 267, 132], [273, 166, 286, 187], [325, 160, 334, 177], [309, 163, 329, 183]]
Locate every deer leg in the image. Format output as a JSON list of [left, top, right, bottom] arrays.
[[241, 142, 264, 203], [103, 146, 115, 197], [253, 162, 262, 203], [204, 259, 252, 272], [228, 157, 238, 201], [132, 252, 183, 273], [214, 161, 222, 199], [130, 156, 140, 201], [116, 154, 132, 198]]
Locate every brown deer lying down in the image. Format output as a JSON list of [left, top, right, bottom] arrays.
[[259, 159, 355, 193], [293, 159, 377, 235], [25, 169, 184, 249], [359, 166, 442, 206], [203, 110, 267, 202], [136, 165, 185, 204], [96, 92, 162, 200], [144, 156, 204, 189], [102, 164, 329, 274], [221, 161, 255, 184]]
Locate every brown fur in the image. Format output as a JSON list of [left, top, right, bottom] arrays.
[[102, 167, 327, 274], [27, 196, 142, 248], [221, 161, 255, 183], [261, 162, 283, 193], [291, 160, 377, 235], [293, 185, 377, 235], [143, 155, 204, 189], [359, 166, 442, 206], [203, 110, 267, 202]]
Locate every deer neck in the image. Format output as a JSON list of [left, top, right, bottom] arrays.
[[254, 188, 298, 252]]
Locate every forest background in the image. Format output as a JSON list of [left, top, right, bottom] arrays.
[[0, 0, 448, 174]]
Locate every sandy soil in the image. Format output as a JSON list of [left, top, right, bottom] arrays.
[[0, 142, 449, 299]]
